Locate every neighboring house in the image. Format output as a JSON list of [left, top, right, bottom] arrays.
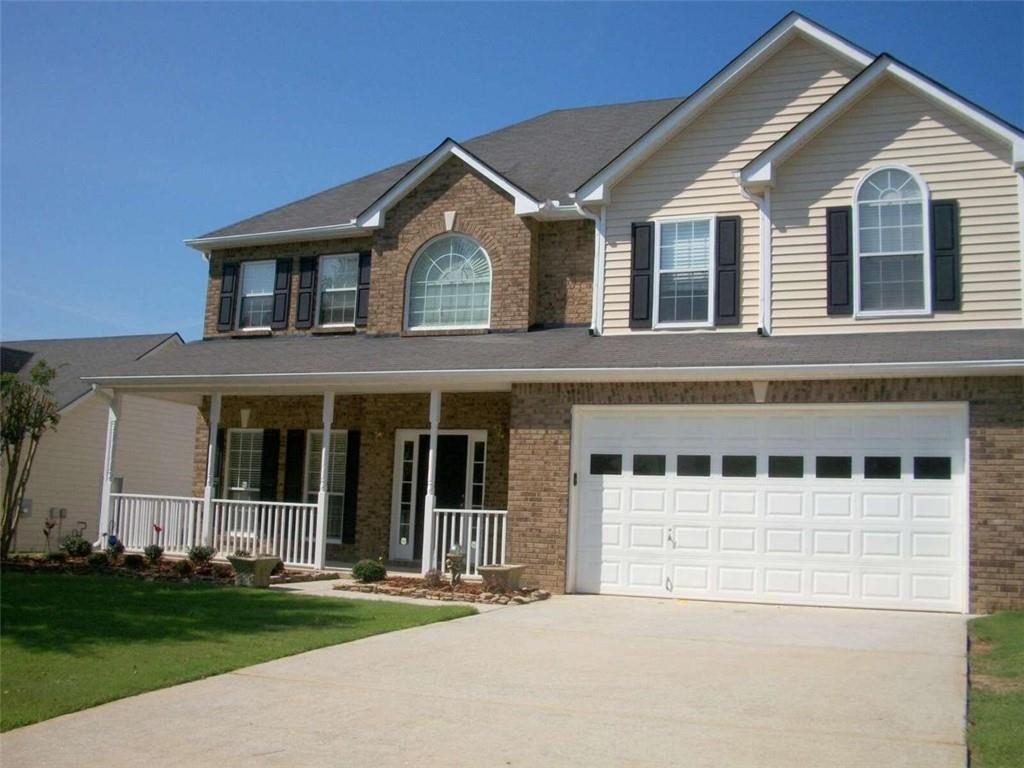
[[86, 13, 1022, 612], [1, 334, 197, 552]]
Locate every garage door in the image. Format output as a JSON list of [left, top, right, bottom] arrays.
[[571, 404, 967, 612]]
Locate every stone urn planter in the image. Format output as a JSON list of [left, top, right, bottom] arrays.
[[478, 564, 527, 593], [227, 553, 281, 588]]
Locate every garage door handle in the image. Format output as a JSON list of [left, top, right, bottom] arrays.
[[666, 528, 674, 547]]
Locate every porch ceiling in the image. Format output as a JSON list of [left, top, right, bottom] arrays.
[[81, 327, 1024, 401]]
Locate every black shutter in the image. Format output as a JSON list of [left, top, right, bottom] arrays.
[[295, 256, 317, 329], [715, 216, 741, 326], [259, 429, 280, 501], [342, 431, 360, 545], [283, 429, 306, 502], [216, 263, 238, 331], [271, 259, 292, 329], [355, 252, 372, 328], [629, 222, 654, 329], [826, 207, 853, 315], [931, 200, 960, 312], [214, 427, 227, 498]]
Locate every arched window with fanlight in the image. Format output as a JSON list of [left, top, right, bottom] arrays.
[[854, 166, 931, 315], [406, 234, 492, 329]]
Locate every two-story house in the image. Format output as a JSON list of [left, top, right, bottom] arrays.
[[88, 13, 1023, 613]]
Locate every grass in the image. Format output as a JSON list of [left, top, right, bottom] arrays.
[[0, 571, 474, 731], [968, 611, 1024, 768]]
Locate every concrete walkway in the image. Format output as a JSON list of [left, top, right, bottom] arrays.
[[1, 596, 967, 767]]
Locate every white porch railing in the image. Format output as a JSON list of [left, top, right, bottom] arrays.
[[109, 493, 204, 554], [107, 494, 320, 568], [209, 499, 319, 568], [430, 508, 507, 577]]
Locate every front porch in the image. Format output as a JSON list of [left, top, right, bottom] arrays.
[[97, 389, 511, 577]]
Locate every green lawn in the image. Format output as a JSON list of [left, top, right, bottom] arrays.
[[968, 611, 1024, 768], [0, 572, 474, 731]]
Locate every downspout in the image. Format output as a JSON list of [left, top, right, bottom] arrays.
[[736, 175, 772, 336], [575, 203, 606, 335]]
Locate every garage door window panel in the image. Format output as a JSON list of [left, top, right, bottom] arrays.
[[769, 456, 804, 478], [677, 455, 711, 477], [633, 455, 666, 476], [816, 456, 852, 479], [590, 454, 622, 476], [722, 455, 757, 477], [865, 456, 901, 479], [914, 456, 951, 480]]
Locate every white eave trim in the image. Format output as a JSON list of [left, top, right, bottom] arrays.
[[355, 139, 542, 228], [742, 55, 1024, 188], [575, 13, 874, 203], [83, 358, 1024, 393], [185, 222, 372, 251]]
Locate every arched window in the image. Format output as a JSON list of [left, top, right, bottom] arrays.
[[855, 166, 929, 314], [406, 234, 491, 329]]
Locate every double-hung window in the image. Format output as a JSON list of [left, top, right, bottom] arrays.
[[304, 430, 347, 541], [317, 254, 359, 326], [655, 216, 715, 327], [855, 166, 929, 315], [237, 260, 276, 329], [225, 429, 263, 501]]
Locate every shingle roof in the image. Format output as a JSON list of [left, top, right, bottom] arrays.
[[1, 334, 181, 409], [86, 328, 1024, 383], [198, 97, 684, 240]]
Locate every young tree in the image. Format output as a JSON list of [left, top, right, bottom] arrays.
[[1, 360, 60, 558]]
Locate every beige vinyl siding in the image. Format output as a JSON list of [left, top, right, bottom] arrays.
[[602, 37, 861, 333], [12, 395, 197, 552], [772, 78, 1022, 333]]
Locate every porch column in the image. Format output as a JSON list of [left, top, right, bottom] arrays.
[[201, 392, 222, 546], [96, 390, 122, 547], [315, 392, 334, 569], [420, 389, 441, 574]]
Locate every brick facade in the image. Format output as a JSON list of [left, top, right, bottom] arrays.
[[201, 158, 594, 338], [192, 392, 510, 562], [506, 377, 1024, 611]]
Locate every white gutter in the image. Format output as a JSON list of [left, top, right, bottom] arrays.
[[575, 203, 606, 335], [83, 358, 1024, 393], [184, 221, 372, 252], [736, 173, 771, 335]]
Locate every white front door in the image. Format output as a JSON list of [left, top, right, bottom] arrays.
[[570, 403, 968, 612], [390, 429, 487, 561]]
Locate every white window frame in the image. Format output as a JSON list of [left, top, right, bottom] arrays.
[[236, 259, 276, 330], [404, 233, 492, 331], [852, 164, 932, 319], [315, 253, 360, 328], [302, 429, 348, 544], [223, 428, 264, 500], [652, 214, 717, 329]]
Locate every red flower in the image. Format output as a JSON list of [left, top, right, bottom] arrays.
[[153, 524, 163, 534]]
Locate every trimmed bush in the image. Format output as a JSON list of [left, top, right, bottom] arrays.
[[123, 554, 146, 570], [46, 551, 67, 563], [187, 545, 216, 567], [86, 552, 109, 568], [173, 559, 193, 577], [352, 559, 386, 583], [143, 544, 164, 565], [60, 534, 92, 557], [423, 568, 444, 588], [106, 540, 125, 563]]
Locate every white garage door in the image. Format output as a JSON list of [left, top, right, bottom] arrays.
[[571, 404, 968, 612]]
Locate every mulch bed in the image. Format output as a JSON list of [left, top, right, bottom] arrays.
[[334, 575, 550, 605], [1, 554, 338, 586]]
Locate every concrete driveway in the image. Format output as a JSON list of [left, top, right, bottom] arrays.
[[2, 594, 966, 767]]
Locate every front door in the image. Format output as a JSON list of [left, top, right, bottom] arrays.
[[390, 430, 486, 562]]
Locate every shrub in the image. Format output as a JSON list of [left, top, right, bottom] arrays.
[[423, 568, 444, 588], [271, 560, 285, 576], [123, 554, 145, 570], [86, 551, 109, 568], [106, 540, 125, 563], [212, 563, 233, 580], [60, 533, 92, 557], [143, 544, 164, 565], [173, 559, 193, 577], [231, 549, 251, 558], [352, 559, 386, 583], [46, 551, 67, 563], [187, 545, 216, 566]]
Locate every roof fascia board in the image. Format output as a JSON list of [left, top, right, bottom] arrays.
[[743, 56, 1024, 186], [575, 13, 874, 203], [185, 222, 372, 252], [355, 139, 541, 228], [83, 358, 1024, 393]]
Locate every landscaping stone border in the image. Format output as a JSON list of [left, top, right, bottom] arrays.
[[334, 581, 551, 605]]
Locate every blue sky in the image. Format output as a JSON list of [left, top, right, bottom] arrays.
[[2, 2, 1021, 341]]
